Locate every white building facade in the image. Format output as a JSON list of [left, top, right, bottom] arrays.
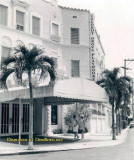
[[0, 0, 111, 136]]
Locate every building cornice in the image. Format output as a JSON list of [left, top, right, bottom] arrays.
[[95, 28, 105, 56]]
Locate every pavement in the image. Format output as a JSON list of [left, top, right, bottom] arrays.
[[0, 127, 129, 156]]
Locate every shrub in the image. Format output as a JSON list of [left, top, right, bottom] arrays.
[[53, 129, 63, 134], [64, 103, 92, 133]]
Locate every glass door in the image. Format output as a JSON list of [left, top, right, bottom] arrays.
[[23, 104, 29, 133], [1, 103, 9, 134], [12, 104, 19, 133]]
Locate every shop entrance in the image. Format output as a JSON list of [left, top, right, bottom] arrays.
[[0, 102, 29, 136]]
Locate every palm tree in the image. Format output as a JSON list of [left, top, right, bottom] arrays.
[[119, 77, 132, 128], [115, 76, 132, 133], [97, 68, 132, 139], [0, 45, 57, 149]]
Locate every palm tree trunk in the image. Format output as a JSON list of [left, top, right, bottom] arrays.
[[112, 101, 116, 140], [28, 71, 34, 150], [119, 111, 121, 134], [115, 110, 118, 135]]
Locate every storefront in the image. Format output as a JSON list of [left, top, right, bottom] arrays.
[[0, 78, 111, 136]]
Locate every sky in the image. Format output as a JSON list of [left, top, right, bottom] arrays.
[[58, 0, 134, 77]]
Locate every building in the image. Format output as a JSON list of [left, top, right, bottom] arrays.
[[0, 0, 111, 137]]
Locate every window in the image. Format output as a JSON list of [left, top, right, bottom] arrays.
[[0, 5, 8, 26], [1, 103, 9, 134], [52, 57, 58, 68], [52, 23, 59, 36], [32, 16, 40, 36], [23, 104, 29, 132], [51, 105, 57, 125], [73, 16, 77, 18], [1, 46, 11, 62], [71, 60, 80, 77], [16, 10, 24, 31], [71, 28, 79, 44], [12, 104, 19, 133], [51, 23, 60, 42]]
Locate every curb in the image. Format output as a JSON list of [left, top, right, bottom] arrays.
[[0, 128, 129, 156]]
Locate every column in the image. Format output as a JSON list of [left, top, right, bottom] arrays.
[[43, 105, 53, 136], [62, 105, 68, 133], [90, 103, 94, 134], [96, 103, 98, 133], [19, 99, 23, 145], [101, 104, 103, 131]]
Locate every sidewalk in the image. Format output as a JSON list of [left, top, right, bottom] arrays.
[[0, 127, 129, 156]]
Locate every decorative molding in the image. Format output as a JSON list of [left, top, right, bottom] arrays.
[[2, 36, 12, 48], [44, 105, 53, 136], [0, 25, 90, 49], [12, 0, 30, 9]]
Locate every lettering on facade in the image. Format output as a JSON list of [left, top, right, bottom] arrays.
[[90, 14, 96, 81]]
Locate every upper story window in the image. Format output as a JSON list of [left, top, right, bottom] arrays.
[[16, 10, 24, 31], [71, 60, 80, 77], [71, 28, 79, 44], [32, 16, 40, 36], [52, 23, 59, 36], [51, 23, 60, 42], [0, 5, 8, 26]]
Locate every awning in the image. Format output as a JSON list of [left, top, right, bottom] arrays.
[[0, 78, 109, 104]]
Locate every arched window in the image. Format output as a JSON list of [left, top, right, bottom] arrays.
[[1, 36, 12, 62], [16, 40, 24, 47], [27, 43, 34, 50]]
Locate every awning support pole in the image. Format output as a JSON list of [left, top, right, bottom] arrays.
[[19, 98, 22, 147]]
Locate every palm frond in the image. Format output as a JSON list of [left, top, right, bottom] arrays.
[[0, 45, 57, 90], [35, 55, 56, 68], [0, 68, 14, 89], [1, 56, 16, 68]]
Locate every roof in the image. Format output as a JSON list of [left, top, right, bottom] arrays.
[[0, 78, 109, 104], [59, 5, 90, 13]]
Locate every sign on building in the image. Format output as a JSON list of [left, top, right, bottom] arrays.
[[90, 14, 96, 81]]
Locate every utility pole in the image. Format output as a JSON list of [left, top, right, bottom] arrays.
[[124, 59, 126, 76]]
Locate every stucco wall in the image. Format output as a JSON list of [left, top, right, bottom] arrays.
[[61, 7, 90, 45], [62, 46, 90, 78], [95, 30, 105, 81]]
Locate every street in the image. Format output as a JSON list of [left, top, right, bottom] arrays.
[[0, 128, 134, 160]]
